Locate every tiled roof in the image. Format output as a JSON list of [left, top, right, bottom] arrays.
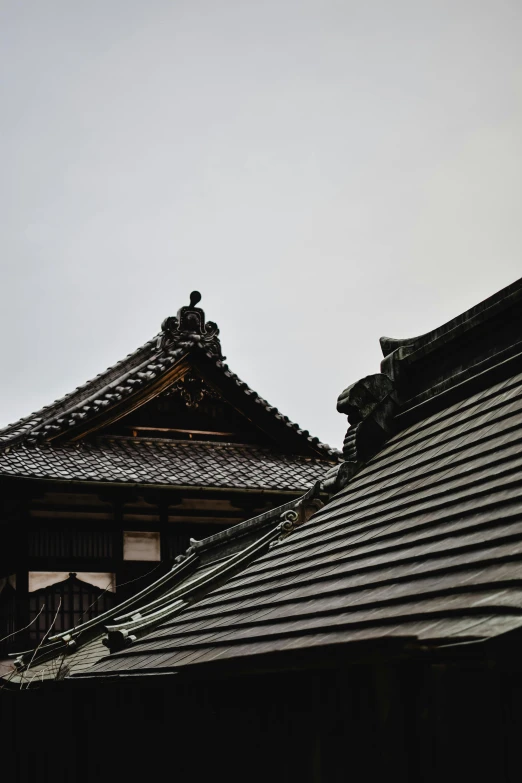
[[0, 437, 331, 491], [0, 338, 158, 445], [0, 295, 340, 460], [11, 636, 109, 684], [83, 364, 522, 676]]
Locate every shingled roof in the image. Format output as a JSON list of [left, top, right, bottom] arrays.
[[0, 292, 339, 487], [62, 275, 522, 677], [0, 439, 329, 491]]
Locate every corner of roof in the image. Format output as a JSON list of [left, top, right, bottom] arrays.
[[0, 292, 223, 449], [331, 276, 522, 491]]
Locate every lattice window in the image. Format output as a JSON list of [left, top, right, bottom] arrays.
[[28, 529, 113, 559], [28, 573, 116, 644]]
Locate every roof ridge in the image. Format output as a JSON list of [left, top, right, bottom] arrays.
[[380, 275, 522, 359], [0, 293, 340, 459]]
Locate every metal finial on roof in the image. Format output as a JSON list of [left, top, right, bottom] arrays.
[[190, 291, 202, 308]]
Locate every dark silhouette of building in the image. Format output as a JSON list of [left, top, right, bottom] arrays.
[[6, 278, 522, 783]]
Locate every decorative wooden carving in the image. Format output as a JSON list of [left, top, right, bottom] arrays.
[[166, 372, 220, 410], [333, 374, 399, 488]]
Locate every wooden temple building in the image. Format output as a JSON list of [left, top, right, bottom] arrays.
[[0, 292, 338, 657], [5, 277, 522, 783]]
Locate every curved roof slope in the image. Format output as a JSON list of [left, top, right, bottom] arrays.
[[77, 285, 522, 676], [0, 337, 158, 446]]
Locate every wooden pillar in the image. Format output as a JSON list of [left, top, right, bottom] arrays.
[[159, 501, 169, 562], [111, 497, 124, 602], [112, 498, 124, 562], [99, 490, 125, 602], [141, 489, 181, 563], [14, 503, 30, 650]]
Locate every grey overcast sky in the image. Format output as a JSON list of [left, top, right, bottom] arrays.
[[1, 0, 521, 449]]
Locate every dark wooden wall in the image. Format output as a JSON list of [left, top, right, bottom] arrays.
[[2, 654, 519, 783]]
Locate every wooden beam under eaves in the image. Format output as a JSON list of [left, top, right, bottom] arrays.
[[52, 357, 191, 444]]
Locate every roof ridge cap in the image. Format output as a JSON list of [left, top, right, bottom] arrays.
[[380, 275, 522, 359]]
